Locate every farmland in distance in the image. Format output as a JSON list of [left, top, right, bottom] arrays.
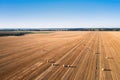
[[0, 31, 120, 80]]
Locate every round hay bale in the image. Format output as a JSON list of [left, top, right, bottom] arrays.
[[63, 65, 68, 67], [102, 68, 111, 71], [52, 63, 59, 66], [67, 65, 70, 67]]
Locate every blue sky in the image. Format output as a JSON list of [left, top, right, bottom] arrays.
[[0, 0, 120, 28]]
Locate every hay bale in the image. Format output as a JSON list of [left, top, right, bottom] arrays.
[[63, 65, 76, 68], [52, 63, 59, 66], [67, 65, 70, 67], [63, 65, 69, 67], [102, 68, 111, 71]]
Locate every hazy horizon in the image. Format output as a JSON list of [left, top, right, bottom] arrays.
[[0, 0, 120, 28]]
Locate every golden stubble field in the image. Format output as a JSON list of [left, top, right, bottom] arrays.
[[0, 31, 120, 80]]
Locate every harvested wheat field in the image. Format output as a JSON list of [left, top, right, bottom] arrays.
[[0, 31, 120, 80]]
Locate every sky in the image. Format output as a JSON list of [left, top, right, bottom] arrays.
[[0, 0, 120, 28]]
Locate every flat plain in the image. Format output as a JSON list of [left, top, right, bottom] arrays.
[[0, 31, 120, 80]]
